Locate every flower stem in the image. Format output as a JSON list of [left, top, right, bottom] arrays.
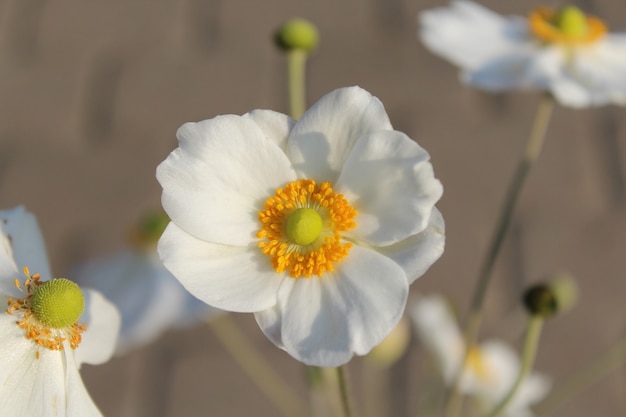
[[534, 335, 626, 416], [443, 93, 555, 417], [484, 315, 544, 417], [207, 315, 309, 417], [288, 49, 308, 119], [337, 365, 355, 417]]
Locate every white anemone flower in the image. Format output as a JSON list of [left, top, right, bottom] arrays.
[[74, 211, 220, 355], [157, 86, 445, 367], [420, 1, 626, 107], [0, 206, 121, 416], [410, 294, 550, 417]]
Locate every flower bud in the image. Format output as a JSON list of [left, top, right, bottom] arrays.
[[366, 316, 410, 368], [274, 18, 319, 52], [523, 272, 578, 317]]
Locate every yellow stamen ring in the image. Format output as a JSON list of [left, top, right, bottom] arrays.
[[529, 6, 607, 46], [6, 267, 87, 356], [257, 179, 358, 278]]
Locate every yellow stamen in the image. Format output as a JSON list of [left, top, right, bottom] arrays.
[[465, 346, 494, 384], [257, 179, 357, 278], [529, 6, 607, 46], [5, 269, 87, 357]]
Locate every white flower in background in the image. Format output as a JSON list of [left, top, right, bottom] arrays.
[[157, 86, 445, 367], [74, 211, 220, 355], [420, 1, 626, 107], [410, 294, 550, 417], [0, 206, 120, 417]]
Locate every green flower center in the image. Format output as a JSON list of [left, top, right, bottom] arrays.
[[285, 208, 323, 246], [553, 6, 588, 37], [31, 278, 85, 329]]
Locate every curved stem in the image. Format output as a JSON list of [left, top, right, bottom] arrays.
[[535, 335, 626, 416], [484, 315, 544, 417], [443, 94, 555, 417], [288, 49, 308, 119], [208, 315, 309, 417], [337, 365, 355, 417]]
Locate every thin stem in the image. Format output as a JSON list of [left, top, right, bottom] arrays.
[[337, 365, 355, 417], [288, 49, 308, 119], [484, 315, 544, 417], [208, 315, 309, 417], [535, 335, 626, 416], [443, 94, 555, 417]]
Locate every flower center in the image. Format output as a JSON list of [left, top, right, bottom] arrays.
[[31, 278, 84, 329], [257, 179, 357, 278], [6, 267, 87, 356], [285, 208, 323, 246], [529, 5, 607, 46], [464, 346, 494, 384]]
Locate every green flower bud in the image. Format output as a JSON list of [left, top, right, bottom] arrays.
[[523, 273, 578, 317], [31, 278, 85, 329], [274, 18, 319, 52]]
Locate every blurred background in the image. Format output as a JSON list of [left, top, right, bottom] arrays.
[[0, 0, 624, 415]]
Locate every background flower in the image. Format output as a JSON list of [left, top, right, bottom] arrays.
[[410, 294, 550, 417], [0, 206, 121, 417], [157, 86, 445, 367], [419, 1, 626, 107]]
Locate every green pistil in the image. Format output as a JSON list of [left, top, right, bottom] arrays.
[[31, 278, 85, 329], [285, 208, 323, 246], [554, 6, 588, 37]]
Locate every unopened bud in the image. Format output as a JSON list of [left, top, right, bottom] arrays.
[[523, 273, 578, 317], [274, 18, 319, 52]]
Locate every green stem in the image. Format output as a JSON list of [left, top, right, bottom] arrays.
[[535, 335, 626, 416], [443, 93, 555, 417], [337, 365, 355, 417], [484, 315, 544, 417], [208, 315, 309, 417], [288, 49, 308, 119]]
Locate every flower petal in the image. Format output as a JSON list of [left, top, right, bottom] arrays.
[[74, 289, 120, 366], [243, 109, 295, 152], [549, 35, 626, 107], [0, 314, 103, 416], [0, 206, 51, 281], [157, 114, 297, 246], [420, 1, 530, 71], [336, 130, 443, 246], [376, 208, 445, 283], [254, 304, 284, 349], [277, 246, 408, 366], [287, 86, 393, 183], [158, 222, 284, 312]]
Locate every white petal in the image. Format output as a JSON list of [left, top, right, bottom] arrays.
[[0, 233, 19, 295], [277, 246, 408, 367], [157, 114, 297, 247], [0, 206, 51, 281], [0, 314, 103, 417], [336, 130, 443, 246], [158, 222, 284, 313], [287, 86, 393, 183], [243, 109, 295, 152], [409, 294, 464, 382], [254, 305, 284, 349], [376, 207, 445, 283], [550, 36, 626, 107], [420, 1, 530, 70], [74, 289, 120, 367]]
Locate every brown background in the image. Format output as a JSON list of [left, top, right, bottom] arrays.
[[0, 0, 624, 416]]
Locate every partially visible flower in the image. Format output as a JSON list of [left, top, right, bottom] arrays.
[[0, 206, 120, 417], [410, 294, 550, 417], [157, 86, 445, 367], [74, 210, 221, 355], [419, 1, 626, 107], [366, 316, 411, 368]]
